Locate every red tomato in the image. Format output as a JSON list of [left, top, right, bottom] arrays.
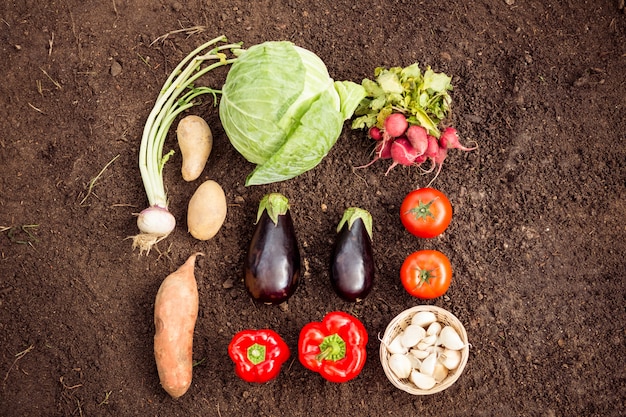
[[400, 188, 452, 238], [400, 250, 452, 299]]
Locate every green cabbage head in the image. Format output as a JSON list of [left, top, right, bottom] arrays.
[[219, 41, 365, 186]]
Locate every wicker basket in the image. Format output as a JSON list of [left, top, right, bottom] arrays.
[[379, 305, 469, 395]]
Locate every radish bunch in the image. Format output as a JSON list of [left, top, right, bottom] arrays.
[[364, 112, 476, 184], [351, 63, 476, 185]]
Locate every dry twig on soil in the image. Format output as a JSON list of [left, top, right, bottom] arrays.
[[3, 344, 34, 382], [150, 25, 207, 46]]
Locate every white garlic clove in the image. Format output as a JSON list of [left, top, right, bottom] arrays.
[[439, 348, 462, 370], [430, 346, 444, 355], [406, 353, 421, 369], [426, 321, 442, 336], [432, 362, 449, 383], [386, 334, 408, 355], [420, 352, 438, 377], [437, 326, 466, 350], [409, 348, 430, 360], [410, 370, 437, 390], [388, 353, 412, 379], [411, 311, 437, 328], [416, 335, 437, 351], [400, 324, 427, 348]]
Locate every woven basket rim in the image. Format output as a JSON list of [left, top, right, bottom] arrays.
[[379, 305, 469, 395]]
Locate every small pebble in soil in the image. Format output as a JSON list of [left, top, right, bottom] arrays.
[[110, 61, 122, 76]]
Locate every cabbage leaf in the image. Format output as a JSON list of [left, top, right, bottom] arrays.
[[219, 41, 365, 185]]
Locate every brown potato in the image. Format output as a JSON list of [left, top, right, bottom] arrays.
[[187, 180, 227, 240], [177, 115, 212, 182]]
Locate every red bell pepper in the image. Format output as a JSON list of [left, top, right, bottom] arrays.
[[298, 311, 368, 383], [228, 329, 290, 383]]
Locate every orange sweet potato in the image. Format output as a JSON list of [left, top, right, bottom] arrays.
[[153, 253, 201, 398]]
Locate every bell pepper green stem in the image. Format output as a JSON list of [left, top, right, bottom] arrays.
[[316, 333, 346, 362], [247, 343, 267, 365]]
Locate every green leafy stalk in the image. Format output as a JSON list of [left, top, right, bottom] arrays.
[[138, 35, 242, 207]]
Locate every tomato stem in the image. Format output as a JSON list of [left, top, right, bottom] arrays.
[[411, 266, 437, 288], [405, 198, 437, 221]]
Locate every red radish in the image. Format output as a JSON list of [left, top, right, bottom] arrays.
[[419, 135, 443, 175], [440, 127, 477, 151], [356, 123, 473, 184], [434, 145, 448, 168], [414, 154, 427, 165], [391, 137, 419, 166], [406, 125, 428, 155], [377, 137, 393, 159], [369, 126, 383, 141], [384, 113, 409, 138], [424, 135, 440, 159], [385, 137, 420, 175], [426, 144, 448, 187]]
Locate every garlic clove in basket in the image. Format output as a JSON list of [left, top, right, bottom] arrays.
[[433, 362, 449, 383], [406, 353, 421, 370], [400, 324, 426, 348], [410, 370, 437, 390], [416, 334, 437, 350], [439, 348, 462, 370], [409, 348, 430, 360], [388, 353, 412, 379], [426, 321, 442, 336], [420, 352, 438, 377], [386, 334, 409, 355], [437, 326, 466, 350], [411, 311, 437, 328]]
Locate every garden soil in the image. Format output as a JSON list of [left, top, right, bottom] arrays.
[[1, 1, 625, 416]]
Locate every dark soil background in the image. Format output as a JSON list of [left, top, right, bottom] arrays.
[[1, 0, 625, 416]]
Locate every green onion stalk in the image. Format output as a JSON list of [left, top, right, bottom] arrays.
[[132, 35, 242, 254]]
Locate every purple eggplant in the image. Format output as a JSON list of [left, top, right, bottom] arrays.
[[330, 207, 375, 302], [245, 193, 301, 304]]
